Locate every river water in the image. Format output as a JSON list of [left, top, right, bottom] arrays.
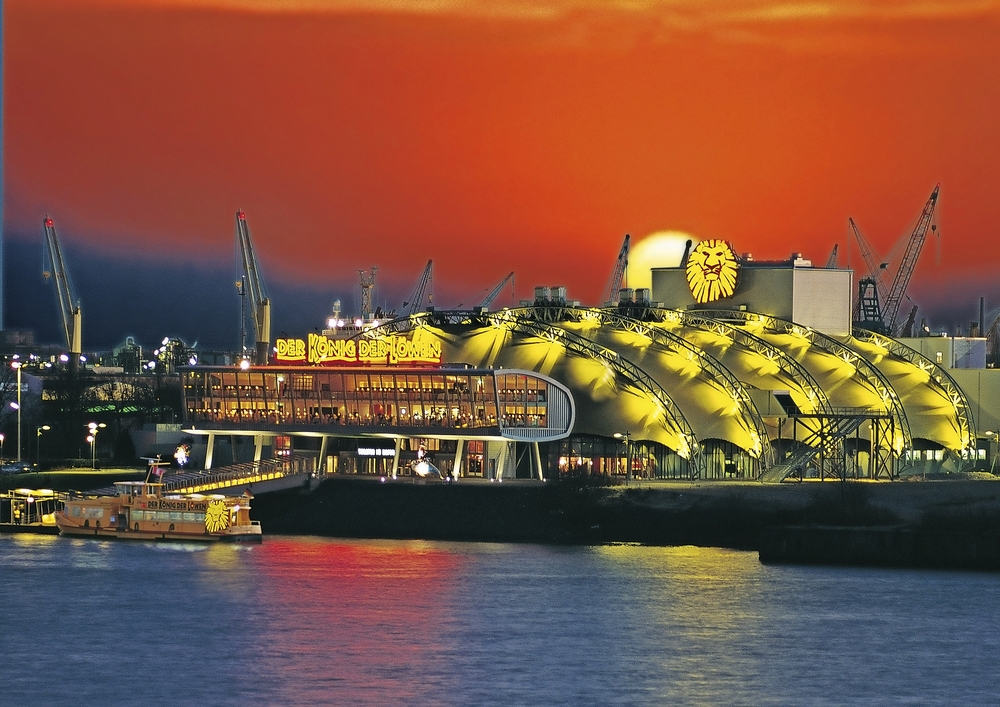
[[2, 534, 999, 706]]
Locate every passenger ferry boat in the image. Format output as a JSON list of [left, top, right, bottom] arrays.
[[55, 463, 262, 542]]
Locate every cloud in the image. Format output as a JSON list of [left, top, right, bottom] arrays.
[[43, 0, 1000, 22]]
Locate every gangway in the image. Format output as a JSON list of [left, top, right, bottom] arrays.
[[89, 456, 322, 497]]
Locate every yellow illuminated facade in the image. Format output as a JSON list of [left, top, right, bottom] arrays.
[[182, 300, 977, 482]]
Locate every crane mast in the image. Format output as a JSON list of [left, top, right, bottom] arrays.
[[480, 271, 515, 309], [602, 233, 630, 306], [41, 217, 82, 366], [235, 210, 271, 365], [848, 218, 886, 295], [402, 260, 433, 317], [359, 266, 378, 321], [882, 184, 940, 334]]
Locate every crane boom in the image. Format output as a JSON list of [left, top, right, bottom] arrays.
[[825, 244, 838, 269], [402, 260, 433, 317], [882, 184, 940, 333], [602, 233, 630, 306], [480, 271, 515, 309], [848, 218, 886, 295], [42, 217, 82, 364], [235, 210, 271, 364]]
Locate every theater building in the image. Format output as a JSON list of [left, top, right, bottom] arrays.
[[181, 241, 989, 482]]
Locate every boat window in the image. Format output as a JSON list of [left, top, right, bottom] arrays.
[[169, 512, 183, 521], [132, 510, 144, 521], [183, 513, 197, 522]]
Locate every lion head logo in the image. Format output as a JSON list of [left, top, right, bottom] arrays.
[[686, 239, 740, 304]]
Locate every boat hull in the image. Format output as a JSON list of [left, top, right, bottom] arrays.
[[56, 522, 262, 543]]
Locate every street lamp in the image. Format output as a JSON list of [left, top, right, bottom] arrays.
[[11, 361, 22, 462], [0, 433, 5, 461], [86, 422, 106, 469], [36, 425, 51, 464], [614, 431, 633, 485]]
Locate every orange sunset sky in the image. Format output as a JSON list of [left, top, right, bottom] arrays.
[[5, 0, 1000, 342]]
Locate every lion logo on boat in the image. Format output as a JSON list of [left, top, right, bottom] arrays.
[[205, 500, 231, 533], [686, 239, 740, 304]]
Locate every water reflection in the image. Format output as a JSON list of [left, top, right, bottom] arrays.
[[3, 536, 1000, 706], [249, 538, 463, 705]]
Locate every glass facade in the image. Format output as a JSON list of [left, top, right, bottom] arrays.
[[182, 367, 558, 434]]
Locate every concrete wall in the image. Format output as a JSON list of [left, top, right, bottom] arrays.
[[651, 265, 852, 336], [791, 269, 852, 337], [948, 368, 1000, 434]]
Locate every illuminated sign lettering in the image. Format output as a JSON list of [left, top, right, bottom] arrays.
[[275, 338, 306, 362], [275, 334, 442, 366], [357, 447, 396, 457], [142, 499, 210, 512]]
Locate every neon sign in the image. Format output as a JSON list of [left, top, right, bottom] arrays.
[[686, 239, 740, 304], [275, 333, 442, 366]]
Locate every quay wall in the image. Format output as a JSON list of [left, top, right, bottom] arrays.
[[252, 476, 1000, 570]]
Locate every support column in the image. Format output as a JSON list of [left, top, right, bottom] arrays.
[[254, 435, 264, 464], [494, 441, 510, 481], [316, 435, 328, 474], [532, 441, 544, 481], [204, 432, 216, 470], [453, 439, 465, 481], [391, 437, 402, 480]]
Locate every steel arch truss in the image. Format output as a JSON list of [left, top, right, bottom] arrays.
[[696, 309, 912, 479], [353, 309, 705, 477], [576, 308, 773, 470], [660, 310, 833, 416], [851, 328, 977, 468]]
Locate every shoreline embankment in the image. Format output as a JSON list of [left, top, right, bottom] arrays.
[[9, 470, 1000, 570], [251, 475, 1000, 570]]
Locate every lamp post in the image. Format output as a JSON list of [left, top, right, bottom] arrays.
[[614, 431, 633, 485], [87, 422, 106, 469], [12, 361, 22, 462], [0, 433, 5, 461], [987, 431, 997, 474], [36, 425, 51, 464]]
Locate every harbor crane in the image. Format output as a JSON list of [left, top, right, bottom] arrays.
[[849, 184, 940, 335], [402, 260, 433, 317], [602, 233, 630, 306], [882, 185, 940, 333], [235, 210, 271, 365], [359, 266, 378, 321], [41, 217, 82, 369], [825, 244, 839, 269], [480, 271, 515, 309]]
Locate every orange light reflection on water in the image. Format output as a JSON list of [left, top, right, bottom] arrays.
[[247, 537, 465, 704]]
